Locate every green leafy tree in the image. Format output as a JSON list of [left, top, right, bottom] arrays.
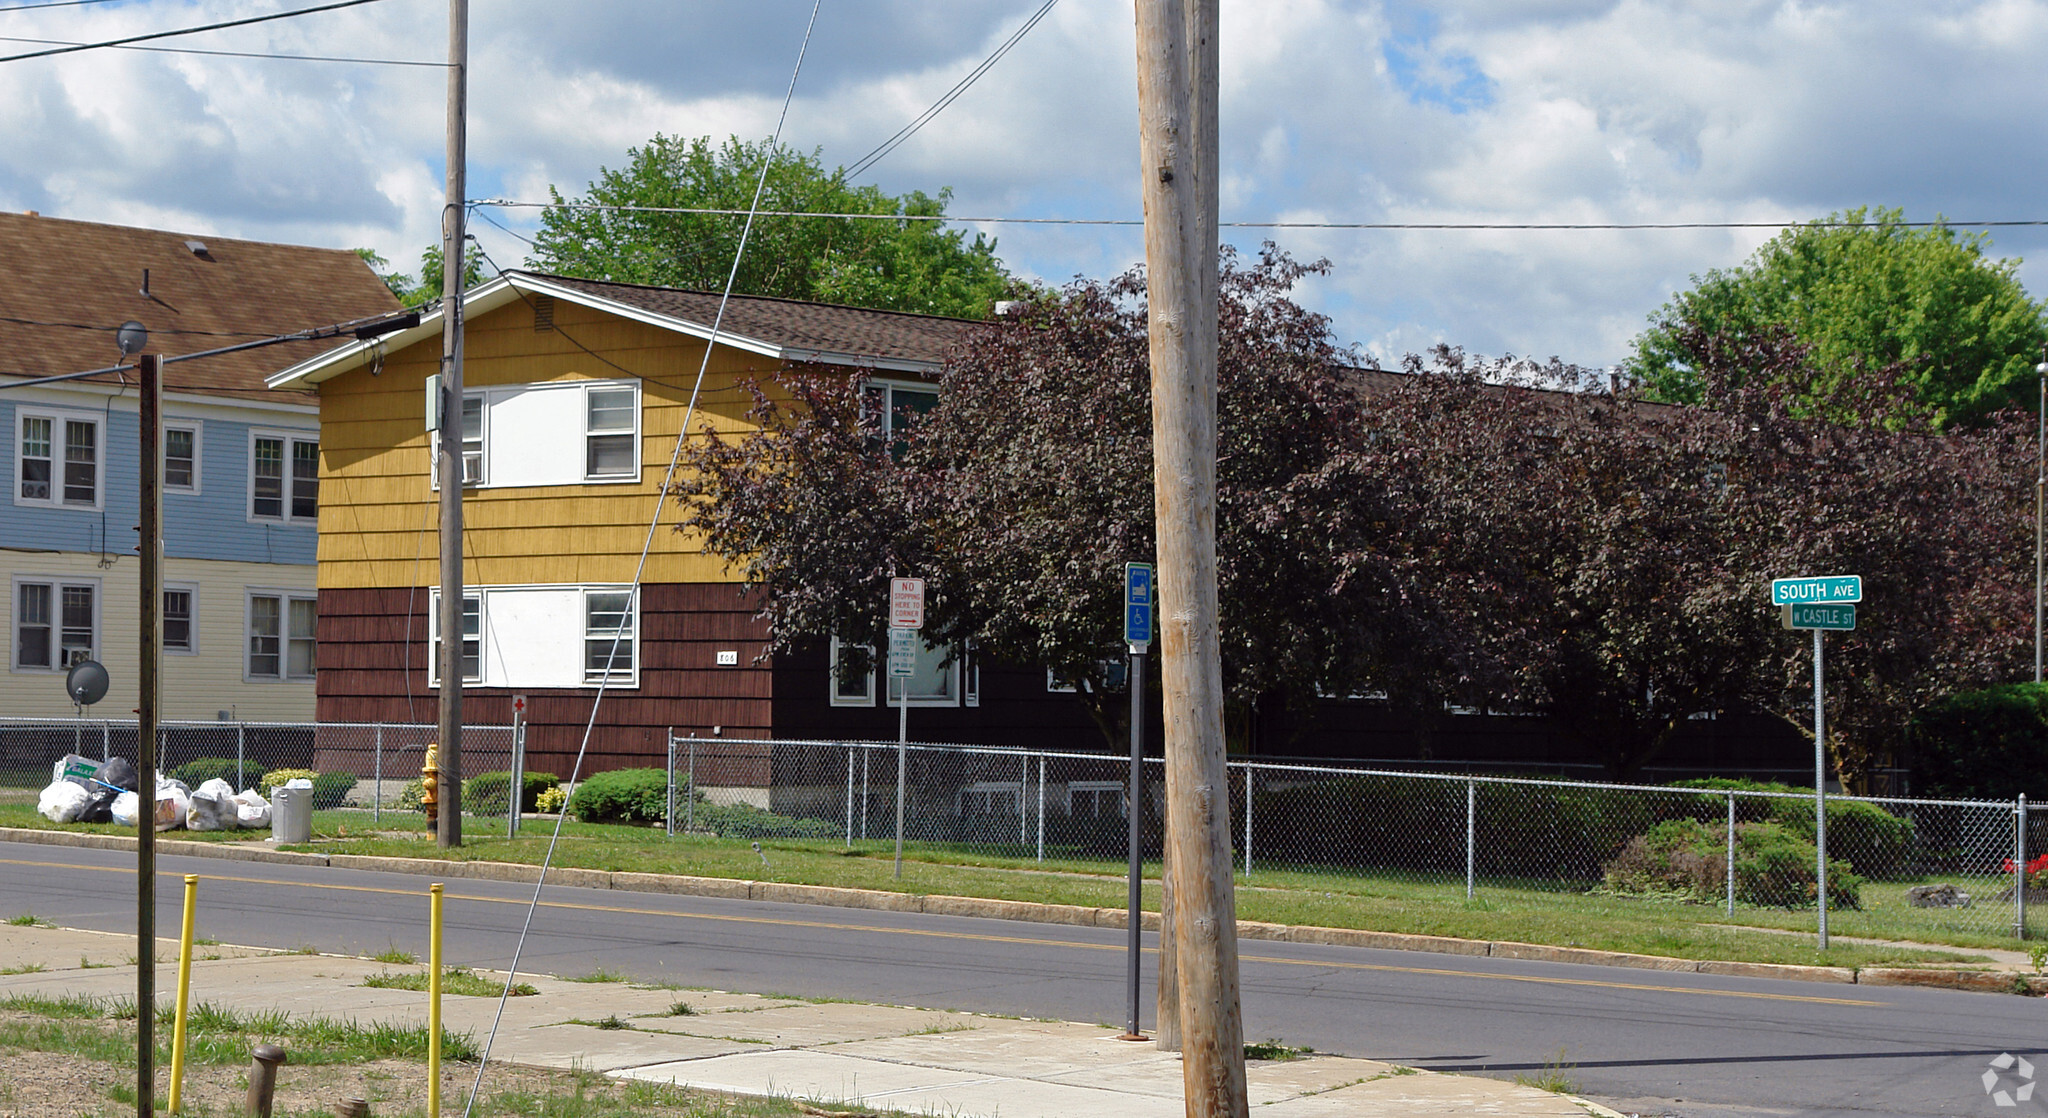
[[353, 244, 487, 308], [1628, 207, 2048, 427], [528, 134, 1015, 319]]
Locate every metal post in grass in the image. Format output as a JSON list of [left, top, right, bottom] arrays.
[[687, 736, 696, 834], [861, 748, 869, 840], [1465, 777, 1476, 901], [1020, 753, 1029, 846], [1036, 754, 1046, 862], [1243, 765, 1253, 877], [373, 724, 383, 824], [1726, 793, 1737, 916], [2018, 794, 2029, 941], [665, 730, 675, 838], [1814, 626, 1828, 950], [846, 747, 854, 848], [235, 722, 245, 792]]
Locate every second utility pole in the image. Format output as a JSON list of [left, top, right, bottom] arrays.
[[1134, 1, 1247, 1116], [436, 0, 469, 848]]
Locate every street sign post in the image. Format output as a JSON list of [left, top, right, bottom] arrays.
[[890, 578, 925, 630], [1781, 603, 1857, 631], [1770, 575, 1862, 606], [887, 576, 923, 881], [1770, 573, 1862, 950], [1121, 562, 1154, 1039], [1125, 563, 1155, 650]]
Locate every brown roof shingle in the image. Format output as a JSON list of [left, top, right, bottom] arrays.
[[0, 211, 401, 402], [527, 272, 977, 367]]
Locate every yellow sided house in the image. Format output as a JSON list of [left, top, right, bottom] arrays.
[[267, 272, 1102, 785]]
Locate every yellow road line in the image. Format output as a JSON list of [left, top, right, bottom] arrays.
[[0, 854, 1887, 1008]]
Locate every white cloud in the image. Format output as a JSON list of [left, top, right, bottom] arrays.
[[2, 0, 2045, 368]]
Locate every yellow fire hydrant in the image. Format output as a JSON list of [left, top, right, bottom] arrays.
[[421, 742, 440, 828]]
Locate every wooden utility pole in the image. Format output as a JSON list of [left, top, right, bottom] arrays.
[[435, 0, 469, 848], [1134, 1, 1245, 1115], [137, 353, 163, 1117]]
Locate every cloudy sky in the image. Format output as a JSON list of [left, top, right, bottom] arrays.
[[4, 0, 2046, 368]]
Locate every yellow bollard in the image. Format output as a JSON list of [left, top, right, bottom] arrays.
[[428, 882, 443, 1118], [168, 874, 197, 1113]]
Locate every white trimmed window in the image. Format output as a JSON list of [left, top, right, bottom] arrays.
[[1067, 781, 1127, 819], [250, 431, 318, 523], [828, 637, 876, 707], [585, 385, 638, 479], [12, 578, 96, 670], [427, 591, 483, 684], [163, 586, 196, 654], [16, 410, 101, 508], [584, 589, 636, 683], [831, 635, 972, 708], [246, 591, 316, 680], [435, 380, 640, 489], [428, 394, 486, 489], [163, 422, 201, 493]]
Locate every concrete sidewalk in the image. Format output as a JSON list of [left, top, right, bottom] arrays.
[[0, 922, 1619, 1117]]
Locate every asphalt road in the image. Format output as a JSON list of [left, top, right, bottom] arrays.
[[0, 838, 2038, 1118]]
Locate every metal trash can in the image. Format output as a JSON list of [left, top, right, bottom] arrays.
[[271, 785, 312, 844]]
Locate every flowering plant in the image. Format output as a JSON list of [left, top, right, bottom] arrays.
[[2002, 852, 2048, 890]]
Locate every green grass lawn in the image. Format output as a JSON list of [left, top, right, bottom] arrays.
[[0, 803, 2015, 968]]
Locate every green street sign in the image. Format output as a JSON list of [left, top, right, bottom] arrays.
[[1770, 575, 1862, 606], [1781, 603, 1856, 631]]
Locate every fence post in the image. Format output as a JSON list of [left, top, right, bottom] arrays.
[[235, 722, 245, 791], [687, 737, 696, 833], [2018, 794, 2029, 941], [1243, 764, 1253, 877], [1465, 777, 1476, 901], [665, 731, 675, 838], [1726, 793, 1736, 916], [861, 748, 869, 841], [1020, 754, 1029, 846], [373, 724, 383, 824], [1036, 754, 1046, 863], [100, 721, 109, 762]]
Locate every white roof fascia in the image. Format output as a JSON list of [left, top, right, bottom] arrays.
[[782, 349, 941, 376], [267, 273, 814, 389]]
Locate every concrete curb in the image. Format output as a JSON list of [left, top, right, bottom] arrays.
[[2, 825, 2030, 996]]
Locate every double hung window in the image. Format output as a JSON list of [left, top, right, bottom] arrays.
[[247, 592, 316, 680], [17, 412, 100, 508], [584, 590, 635, 683], [251, 432, 318, 522], [14, 579, 96, 670]]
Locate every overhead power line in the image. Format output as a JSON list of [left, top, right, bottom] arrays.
[[0, 0, 394, 64], [844, 0, 1059, 181], [0, 33, 445, 65], [473, 198, 2048, 233], [0, 0, 124, 12]]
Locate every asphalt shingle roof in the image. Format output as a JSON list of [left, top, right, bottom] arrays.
[[527, 272, 977, 366], [0, 211, 401, 401]]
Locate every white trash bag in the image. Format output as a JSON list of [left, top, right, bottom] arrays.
[[230, 789, 271, 829], [37, 780, 89, 824], [187, 779, 235, 832], [154, 779, 190, 832], [110, 791, 141, 827]]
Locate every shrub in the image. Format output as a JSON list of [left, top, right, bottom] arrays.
[[256, 768, 352, 809], [535, 786, 567, 814], [1911, 683, 2048, 800], [395, 777, 425, 811], [1601, 818, 1862, 909], [168, 757, 265, 793], [1666, 778, 1915, 878], [566, 768, 686, 825], [259, 768, 317, 794], [463, 770, 561, 815], [693, 802, 839, 840]]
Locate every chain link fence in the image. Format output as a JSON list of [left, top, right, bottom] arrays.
[[2, 721, 2033, 941], [664, 737, 2038, 941], [0, 717, 516, 824]]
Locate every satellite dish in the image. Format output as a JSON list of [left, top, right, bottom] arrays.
[[65, 659, 109, 707], [115, 321, 147, 359]]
